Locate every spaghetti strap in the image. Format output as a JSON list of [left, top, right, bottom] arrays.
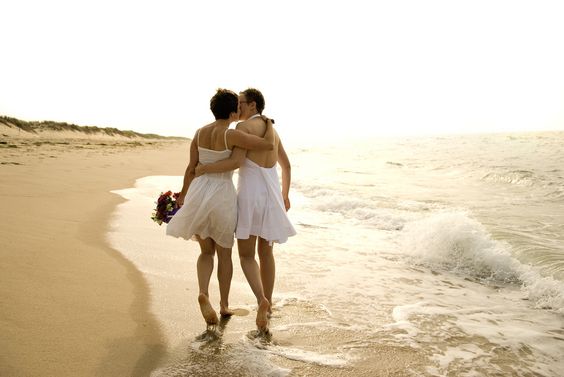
[[223, 129, 229, 150], [196, 129, 201, 146]]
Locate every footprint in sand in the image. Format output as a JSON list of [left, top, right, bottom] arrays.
[[230, 308, 250, 316]]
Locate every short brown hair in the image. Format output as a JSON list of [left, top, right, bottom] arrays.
[[240, 88, 265, 114], [210, 89, 238, 120]]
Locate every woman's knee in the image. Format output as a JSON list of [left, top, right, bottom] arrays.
[[200, 248, 215, 257], [197, 236, 216, 255], [199, 242, 215, 256], [238, 248, 255, 260], [257, 238, 273, 256], [216, 247, 232, 261], [237, 237, 257, 259]]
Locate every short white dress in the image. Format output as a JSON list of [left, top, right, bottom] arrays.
[[166, 130, 237, 248], [235, 158, 297, 244]]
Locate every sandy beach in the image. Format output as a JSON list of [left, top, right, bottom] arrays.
[[0, 124, 426, 377], [0, 129, 189, 376], [4, 120, 563, 377]]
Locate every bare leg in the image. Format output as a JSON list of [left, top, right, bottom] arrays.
[[257, 237, 275, 314], [238, 237, 270, 331], [216, 245, 234, 317], [196, 236, 218, 325]]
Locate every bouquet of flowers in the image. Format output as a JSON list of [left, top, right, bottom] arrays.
[[151, 190, 181, 225]]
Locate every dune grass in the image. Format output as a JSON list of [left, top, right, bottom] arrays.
[[0, 115, 185, 140]]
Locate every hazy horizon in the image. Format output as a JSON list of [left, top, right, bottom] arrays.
[[2, 0, 563, 141]]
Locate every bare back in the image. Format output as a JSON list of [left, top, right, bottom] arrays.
[[197, 123, 230, 151], [236, 117, 279, 168]]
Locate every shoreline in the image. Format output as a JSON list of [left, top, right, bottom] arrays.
[[107, 174, 268, 355], [80, 191, 166, 376], [0, 136, 189, 376]]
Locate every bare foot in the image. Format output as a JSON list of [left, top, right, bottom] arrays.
[[220, 302, 235, 317], [256, 298, 270, 331], [198, 293, 218, 325]]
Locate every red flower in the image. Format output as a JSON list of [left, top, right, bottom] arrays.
[[151, 190, 181, 225]]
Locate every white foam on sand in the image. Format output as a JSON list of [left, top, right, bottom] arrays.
[[109, 175, 353, 375], [151, 337, 292, 377], [108, 175, 203, 344], [387, 300, 564, 376], [265, 345, 348, 367]]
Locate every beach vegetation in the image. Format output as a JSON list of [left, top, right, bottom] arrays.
[[0, 115, 187, 140]]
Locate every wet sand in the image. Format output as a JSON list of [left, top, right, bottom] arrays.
[[0, 133, 189, 376]]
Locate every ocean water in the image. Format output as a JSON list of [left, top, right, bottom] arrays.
[[109, 131, 564, 376]]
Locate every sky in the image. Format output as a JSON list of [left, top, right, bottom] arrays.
[[1, 0, 564, 142]]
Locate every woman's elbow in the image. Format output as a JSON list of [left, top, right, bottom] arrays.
[[233, 160, 244, 169], [186, 164, 196, 175], [259, 140, 274, 150]]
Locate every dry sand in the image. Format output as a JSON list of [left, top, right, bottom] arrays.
[[0, 133, 189, 376]]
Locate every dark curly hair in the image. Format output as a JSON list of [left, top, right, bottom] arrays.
[[210, 89, 238, 120], [240, 88, 265, 114]]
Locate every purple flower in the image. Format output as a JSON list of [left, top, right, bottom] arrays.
[[151, 190, 181, 225]]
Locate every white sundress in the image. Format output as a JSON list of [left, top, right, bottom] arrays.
[[235, 158, 297, 244], [166, 129, 237, 248]]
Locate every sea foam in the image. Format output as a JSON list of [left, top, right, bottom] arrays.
[[292, 181, 414, 231], [400, 210, 564, 313]]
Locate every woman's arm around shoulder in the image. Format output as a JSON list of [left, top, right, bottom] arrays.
[[227, 118, 274, 151], [195, 118, 274, 176], [195, 147, 247, 177]]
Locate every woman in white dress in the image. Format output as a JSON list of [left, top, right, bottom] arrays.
[[195, 88, 296, 331], [166, 89, 274, 326]]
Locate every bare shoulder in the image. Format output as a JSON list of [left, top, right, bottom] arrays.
[[235, 121, 252, 133], [237, 118, 264, 135], [200, 123, 215, 132], [199, 123, 217, 137]]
